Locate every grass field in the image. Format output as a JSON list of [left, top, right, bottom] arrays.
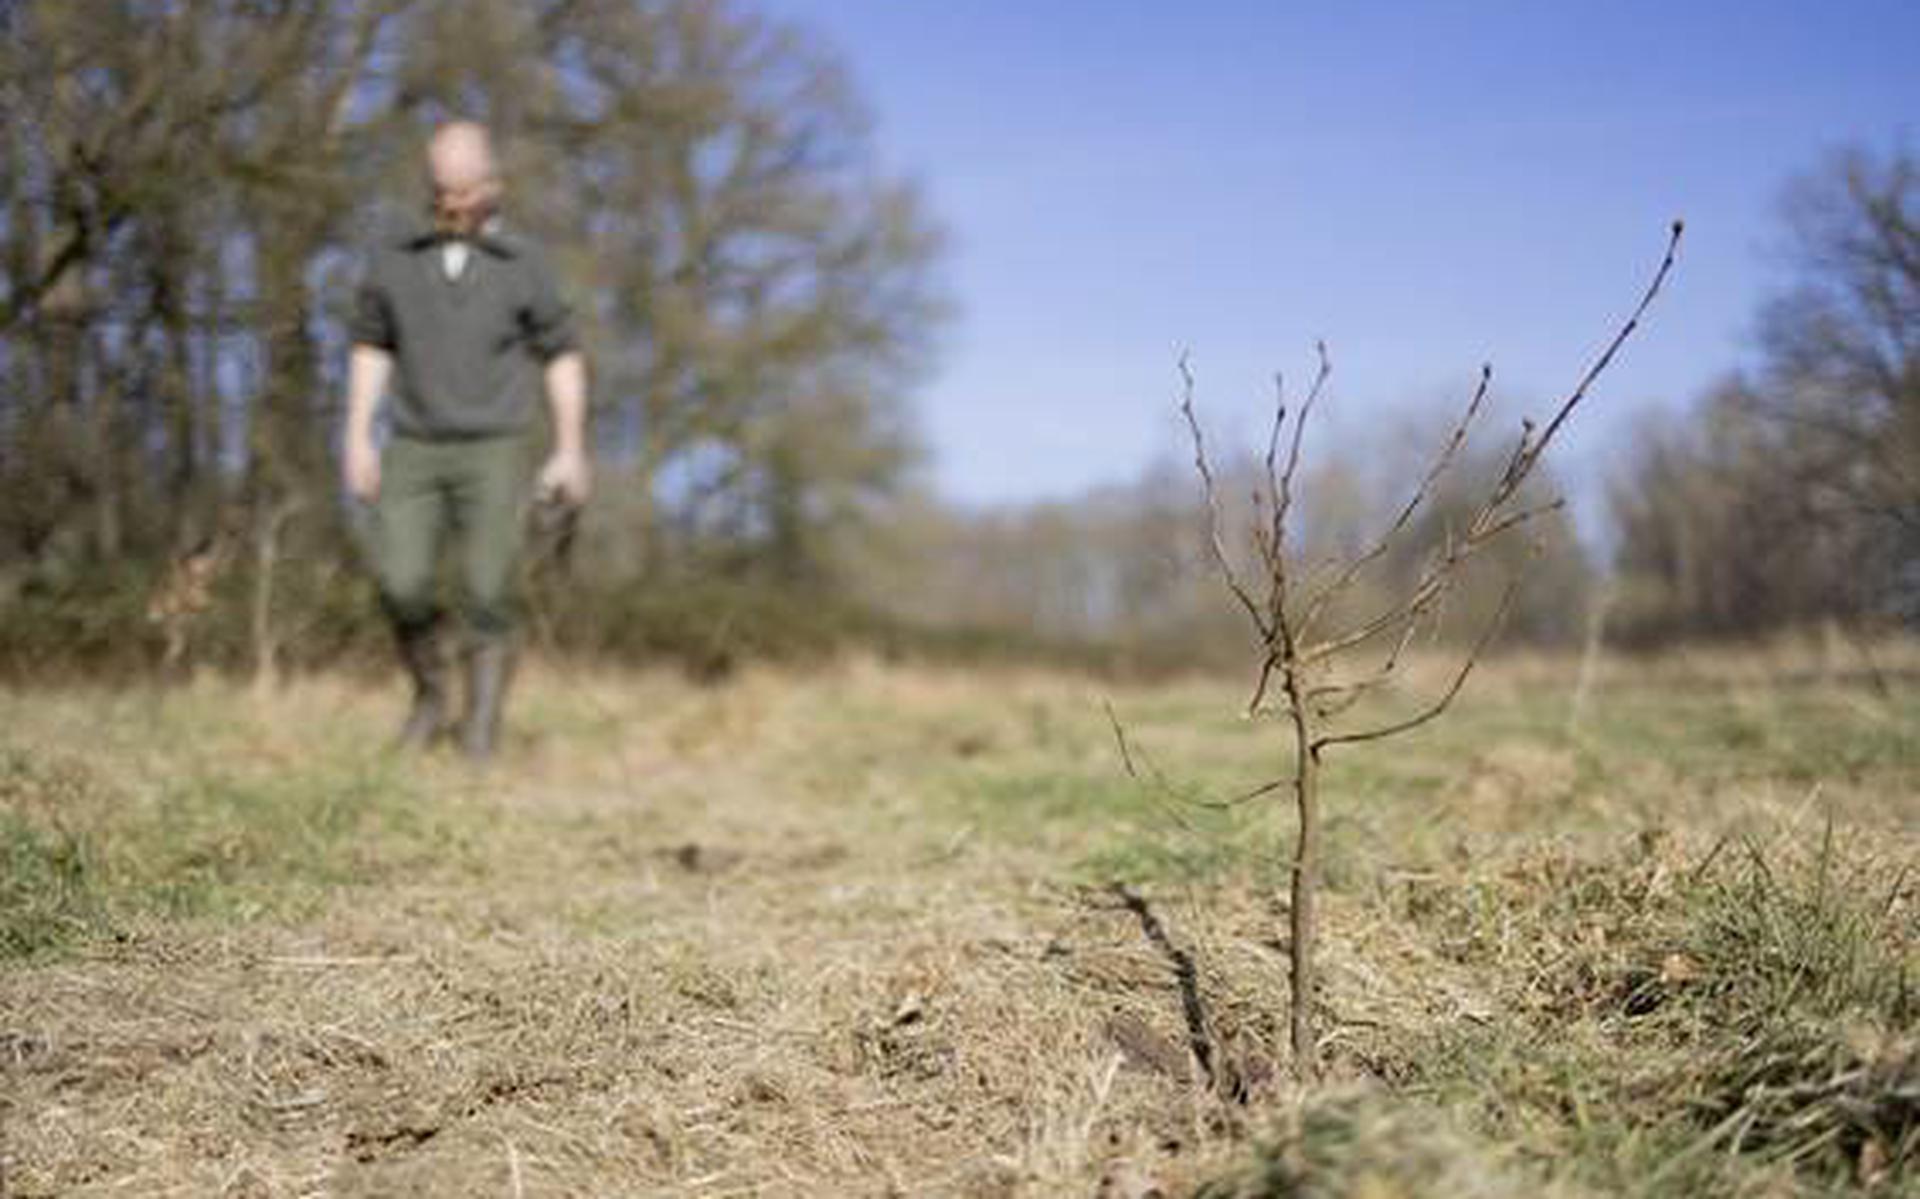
[[1, 647, 1915, 1196]]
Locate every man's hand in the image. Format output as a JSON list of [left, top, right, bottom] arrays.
[[537, 449, 591, 507], [344, 435, 382, 503], [540, 351, 591, 507]]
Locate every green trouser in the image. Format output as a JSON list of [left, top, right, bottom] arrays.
[[374, 434, 530, 640]]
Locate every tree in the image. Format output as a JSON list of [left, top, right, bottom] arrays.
[[0, 0, 416, 679], [1746, 142, 1919, 620], [1170, 224, 1681, 1077]]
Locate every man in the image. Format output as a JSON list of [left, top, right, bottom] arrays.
[[342, 120, 589, 760]]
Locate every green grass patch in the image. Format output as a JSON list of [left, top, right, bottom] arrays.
[[1576, 687, 1920, 786], [0, 743, 450, 960], [1398, 821, 1916, 1193], [0, 812, 98, 957]]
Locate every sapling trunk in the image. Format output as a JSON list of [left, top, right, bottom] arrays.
[[1284, 671, 1321, 1074]]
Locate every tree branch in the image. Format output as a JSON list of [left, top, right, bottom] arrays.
[[1178, 352, 1273, 642], [1271, 341, 1331, 564], [1506, 219, 1685, 488], [1104, 700, 1203, 832]]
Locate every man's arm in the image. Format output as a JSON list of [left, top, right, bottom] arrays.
[[538, 350, 591, 505], [343, 251, 397, 503], [343, 345, 393, 502]]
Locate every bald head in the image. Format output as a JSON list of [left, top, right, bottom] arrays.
[[427, 121, 500, 236]]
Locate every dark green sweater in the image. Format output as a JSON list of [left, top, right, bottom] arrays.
[[350, 222, 578, 439]]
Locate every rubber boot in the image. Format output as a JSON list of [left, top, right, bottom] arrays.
[[459, 638, 516, 762], [394, 621, 452, 750]]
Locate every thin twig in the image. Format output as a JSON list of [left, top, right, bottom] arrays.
[[1111, 699, 1287, 815], [1477, 495, 1567, 542], [1240, 347, 1332, 718], [1106, 698, 1146, 782], [1303, 562, 1453, 666], [1104, 700, 1202, 832], [1271, 343, 1331, 561], [1262, 370, 1287, 509], [1177, 353, 1272, 642], [1250, 482, 1278, 578], [1193, 776, 1287, 811], [1313, 576, 1519, 753], [1514, 220, 1685, 482], [1245, 649, 1282, 717], [1302, 477, 1544, 669]]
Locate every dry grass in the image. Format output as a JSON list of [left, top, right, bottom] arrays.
[[1, 649, 1915, 1195]]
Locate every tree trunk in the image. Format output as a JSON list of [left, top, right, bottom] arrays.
[[250, 499, 298, 695]]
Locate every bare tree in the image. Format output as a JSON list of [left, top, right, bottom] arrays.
[[1738, 143, 1919, 624], [0, 0, 413, 668], [1173, 222, 1682, 1077], [1753, 144, 1917, 534]]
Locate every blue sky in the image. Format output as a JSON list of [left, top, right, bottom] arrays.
[[756, 1, 1918, 518]]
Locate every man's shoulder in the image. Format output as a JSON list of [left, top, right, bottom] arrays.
[[481, 222, 554, 268], [357, 218, 431, 272]]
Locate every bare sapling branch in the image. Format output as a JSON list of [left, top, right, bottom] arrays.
[[1250, 480, 1279, 579], [1513, 220, 1685, 483], [1104, 700, 1205, 833], [1245, 651, 1285, 719], [1178, 352, 1274, 645], [1271, 343, 1331, 564], [1194, 776, 1288, 812], [1300, 220, 1682, 675], [1242, 346, 1332, 717], [1263, 376, 1288, 493]]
